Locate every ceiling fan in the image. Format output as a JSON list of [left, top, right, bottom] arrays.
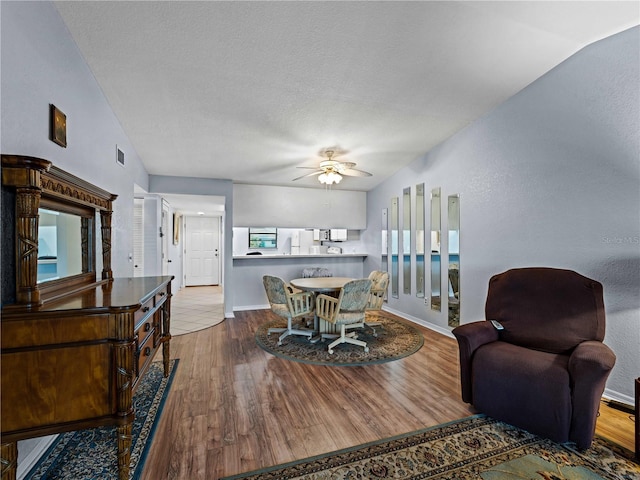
[[292, 150, 372, 185]]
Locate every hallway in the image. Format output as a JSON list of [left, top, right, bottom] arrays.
[[170, 285, 225, 335]]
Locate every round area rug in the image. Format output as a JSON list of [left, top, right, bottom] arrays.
[[255, 312, 424, 366]]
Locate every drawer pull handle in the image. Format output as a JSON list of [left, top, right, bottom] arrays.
[[142, 306, 150, 313], [144, 347, 151, 356], [144, 323, 151, 332]]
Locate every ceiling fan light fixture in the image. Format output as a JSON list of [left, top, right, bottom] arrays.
[[319, 171, 342, 185], [292, 148, 371, 184]]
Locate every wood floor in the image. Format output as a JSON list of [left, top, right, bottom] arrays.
[[141, 309, 636, 479]]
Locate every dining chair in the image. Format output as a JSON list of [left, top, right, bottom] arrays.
[[262, 275, 314, 345], [302, 267, 333, 278], [365, 270, 389, 336], [316, 278, 372, 354]]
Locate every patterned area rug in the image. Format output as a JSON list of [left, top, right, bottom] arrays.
[[220, 415, 639, 480], [255, 311, 424, 366], [24, 359, 178, 480]]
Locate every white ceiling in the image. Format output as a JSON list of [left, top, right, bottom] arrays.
[[55, 1, 638, 208]]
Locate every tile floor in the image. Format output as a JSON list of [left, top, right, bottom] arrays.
[[170, 285, 225, 335]]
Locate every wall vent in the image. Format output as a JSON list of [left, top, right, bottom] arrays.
[[116, 147, 125, 167]]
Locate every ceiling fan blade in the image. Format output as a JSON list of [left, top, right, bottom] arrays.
[[296, 166, 321, 170], [341, 168, 372, 177], [292, 170, 323, 181]]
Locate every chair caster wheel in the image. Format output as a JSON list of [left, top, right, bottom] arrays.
[[277, 341, 283, 346], [364, 347, 369, 353], [328, 349, 334, 354]]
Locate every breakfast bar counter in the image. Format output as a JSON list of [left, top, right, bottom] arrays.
[[232, 254, 367, 311]]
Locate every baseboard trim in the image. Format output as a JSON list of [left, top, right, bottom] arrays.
[[381, 306, 454, 339], [17, 435, 57, 480], [603, 388, 634, 408], [233, 304, 269, 312]]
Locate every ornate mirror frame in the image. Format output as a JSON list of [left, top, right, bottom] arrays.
[[1, 154, 117, 306]]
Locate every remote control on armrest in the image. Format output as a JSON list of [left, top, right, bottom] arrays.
[[490, 319, 505, 330]]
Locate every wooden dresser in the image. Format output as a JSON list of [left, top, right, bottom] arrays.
[[1, 155, 172, 480]]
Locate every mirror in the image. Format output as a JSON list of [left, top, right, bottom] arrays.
[[381, 208, 388, 273], [448, 194, 460, 327], [415, 184, 425, 298], [37, 209, 84, 283], [402, 187, 411, 294], [430, 187, 441, 311], [390, 197, 399, 298]]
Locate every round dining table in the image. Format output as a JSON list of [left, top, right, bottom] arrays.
[[289, 277, 354, 337], [289, 276, 353, 293]]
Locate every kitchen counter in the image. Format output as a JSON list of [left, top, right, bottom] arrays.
[[233, 253, 367, 260]]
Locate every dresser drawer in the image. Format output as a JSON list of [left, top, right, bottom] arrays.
[[135, 318, 155, 347], [134, 296, 155, 325], [136, 331, 158, 383], [155, 288, 169, 305]]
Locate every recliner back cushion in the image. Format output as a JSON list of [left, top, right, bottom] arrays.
[[485, 268, 605, 354]]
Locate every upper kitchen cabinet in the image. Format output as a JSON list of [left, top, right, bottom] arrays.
[[233, 184, 366, 229]]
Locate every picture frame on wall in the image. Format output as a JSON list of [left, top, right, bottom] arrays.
[[50, 104, 67, 148], [173, 213, 181, 245]]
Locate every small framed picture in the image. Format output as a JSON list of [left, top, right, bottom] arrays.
[[50, 104, 67, 148]]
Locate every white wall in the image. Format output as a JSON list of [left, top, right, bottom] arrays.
[[0, 1, 155, 470], [234, 184, 367, 229], [167, 211, 184, 290], [365, 27, 640, 402], [1, 1, 148, 278]]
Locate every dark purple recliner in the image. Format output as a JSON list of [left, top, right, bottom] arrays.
[[452, 267, 616, 449]]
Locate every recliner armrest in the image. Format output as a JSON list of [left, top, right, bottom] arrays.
[[452, 321, 500, 403], [567, 341, 616, 449], [452, 321, 500, 359], [568, 341, 616, 379]]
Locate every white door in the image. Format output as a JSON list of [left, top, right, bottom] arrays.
[[161, 204, 170, 276], [133, 198, 144, 277], [185, 216, 220, 286]]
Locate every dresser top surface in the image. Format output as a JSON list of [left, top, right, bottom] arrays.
[[3, 276, 174, 314]]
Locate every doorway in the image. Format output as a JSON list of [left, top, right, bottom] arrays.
[[184, 215, 221, 286], [133, 197, 144, 277], [161, 201, 170, 276]]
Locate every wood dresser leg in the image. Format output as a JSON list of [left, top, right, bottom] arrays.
[[162, 297, 171, 378], [163, 340, 171, 378], [0, 442, 17, 480], [117, 424, 132, 480], [635, 377, 639, 462]]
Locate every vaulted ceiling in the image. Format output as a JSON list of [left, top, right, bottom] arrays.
[[55, 1, 638, 193]]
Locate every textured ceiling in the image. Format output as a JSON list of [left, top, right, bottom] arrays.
[[54, 1, 638, 195]]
